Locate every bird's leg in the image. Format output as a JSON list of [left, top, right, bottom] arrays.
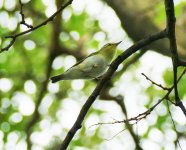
[[79, 68, 95, 79], [80, 63, 99, 78], [95, 75, 103, 80], [93, 64, 99, 68], [107, 64, 111, 67], [89, 64, 101, 79], [79, 63, 98, 73], [85, 64, 99, 76]]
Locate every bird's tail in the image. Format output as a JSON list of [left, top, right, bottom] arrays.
[[50, 74, 64, 83]]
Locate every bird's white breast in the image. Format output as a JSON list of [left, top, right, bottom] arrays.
[[79, 54, 108, 77]]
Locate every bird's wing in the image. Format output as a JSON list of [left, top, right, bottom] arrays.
[[67, 51, 99, 71]]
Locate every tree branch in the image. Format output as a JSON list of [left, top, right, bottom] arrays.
[[164, 0, 186, 116], [0, 0, 73, 53], [164, 0, 179, 101], [19, 0, 33, 28], [115, 96, 142, 150], [91, 67, 186, 135], [60, 30, 166, 150], [141, 73, 170, 91]]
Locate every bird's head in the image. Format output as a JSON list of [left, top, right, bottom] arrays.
[[99, 41, 122, 61], [101, 41, 122, 51]]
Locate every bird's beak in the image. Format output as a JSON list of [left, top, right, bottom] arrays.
[[115, 41, 122, 46]]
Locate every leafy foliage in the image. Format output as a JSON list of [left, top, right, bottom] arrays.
[[0, 0, 186, 150]]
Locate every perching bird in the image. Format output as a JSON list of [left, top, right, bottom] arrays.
[[50, 41, 122, 83]]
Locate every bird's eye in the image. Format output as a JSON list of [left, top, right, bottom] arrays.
[[103, 43, 111, 48]]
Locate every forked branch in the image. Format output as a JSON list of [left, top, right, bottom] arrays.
[[60, 30, 166, 150], [0, 0, 73, 53]]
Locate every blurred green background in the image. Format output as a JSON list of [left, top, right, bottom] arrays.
[[0, 0, 186, 150]]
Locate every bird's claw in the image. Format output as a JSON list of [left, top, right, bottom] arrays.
[[93, 64, 99, 68], [95, 76, 103, 80]]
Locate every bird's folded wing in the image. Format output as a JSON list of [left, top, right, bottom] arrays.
[[78, 63, 95, 72], [66, 51, 99, 71], [78, 57, 99, 73]]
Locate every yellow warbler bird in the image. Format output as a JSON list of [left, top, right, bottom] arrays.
[[50, 41, 121, 83]]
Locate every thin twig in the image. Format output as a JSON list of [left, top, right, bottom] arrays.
[[90, 68, 186, 136], [99, 52, 145, 149], [0, 0, 73, 53], [60, 30, 166, 150], [104, 122, 138, 141], [166, 100, 183, 150], [19, 0, 33, 28], [89, 99, 162, 128], [141, 73, 170, 91], [115, 96, 142, 150], [104, 128, 127, 141]]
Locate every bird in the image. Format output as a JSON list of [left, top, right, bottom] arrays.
[[50, 41, 122, 83]]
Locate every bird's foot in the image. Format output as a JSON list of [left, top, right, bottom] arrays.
[[93, 64, 99, 68], [95, 76, 103, 80]]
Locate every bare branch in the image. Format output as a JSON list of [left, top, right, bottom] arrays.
[[19, 0, 33, 28], [164, 0, 186, 116], [141, 73, 170, 91], [165, 0, 179, 101], [60, 30, 166, 150], [166, 100, 183, 150], [0, 0, 73, 53], [115, 96, 142, 150], [90, 67, 186, 136], [1, 37, 16, 51]]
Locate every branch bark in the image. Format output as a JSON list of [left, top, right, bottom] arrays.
[[1, 0, 73, 53], [164, 0, 186, 116], [60, 30, 166, 150]]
